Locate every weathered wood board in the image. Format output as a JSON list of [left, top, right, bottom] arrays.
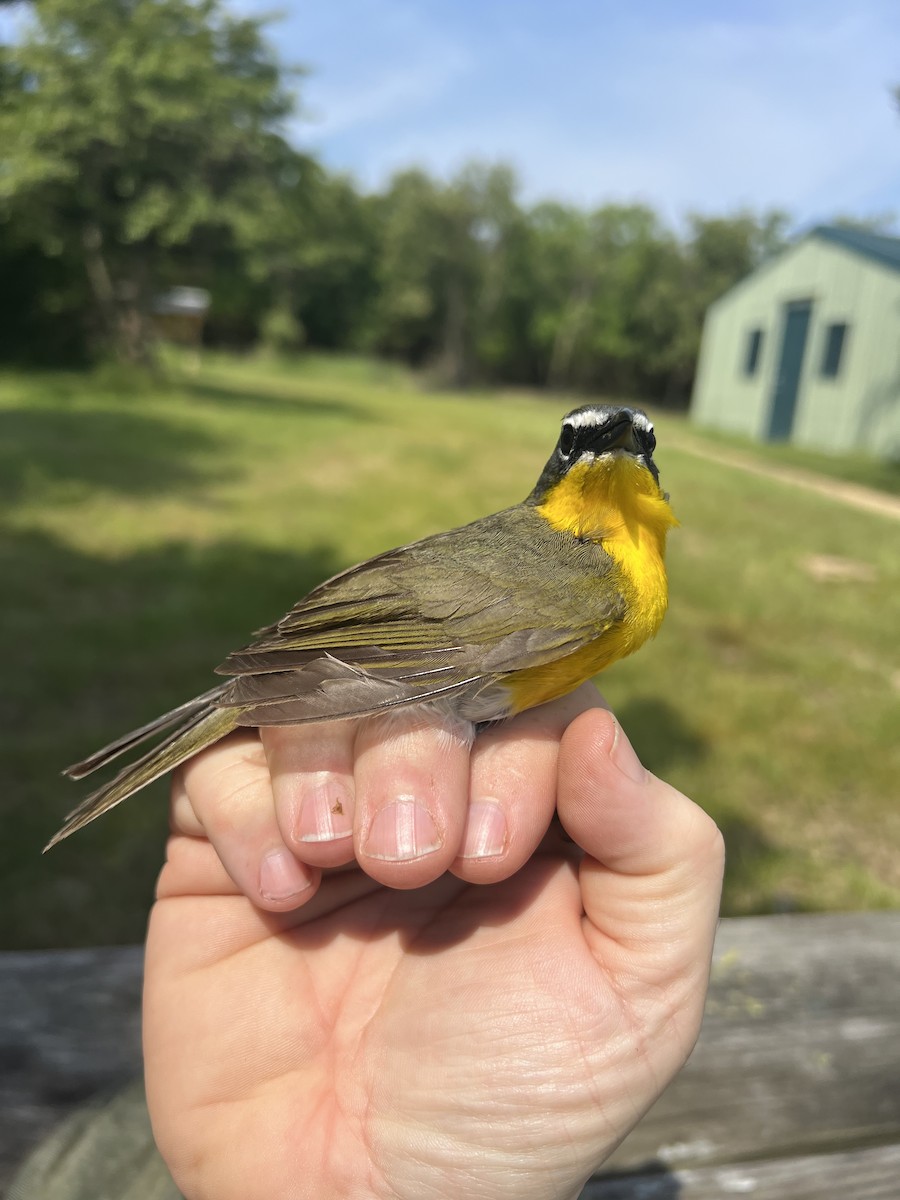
[[586, 1144, 900, 1199], [0, 946, 143, 1189], [605, 911, 900, 1174]]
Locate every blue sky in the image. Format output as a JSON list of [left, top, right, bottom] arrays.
[[239, 0, 900, 230], [4, 0, 900, 229]]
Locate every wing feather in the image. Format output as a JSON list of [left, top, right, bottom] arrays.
[[215, 506, 626, 724]]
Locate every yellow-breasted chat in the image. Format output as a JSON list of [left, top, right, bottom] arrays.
[[48, 403, 677, 849]]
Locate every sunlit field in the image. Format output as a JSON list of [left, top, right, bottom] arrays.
[[3, 352, 899, 948]]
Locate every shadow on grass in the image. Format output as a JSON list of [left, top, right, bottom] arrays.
[[1, 368, 377, 507], [613, 696, 811, 916], [616, 695, 708, 776], [178, 376, 374, 422], [716, 811, 810, 917], [2, 527, 346, 951], [0, 405, 226, 503]]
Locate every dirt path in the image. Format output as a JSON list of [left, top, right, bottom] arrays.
[[668, 434, 900, 522]]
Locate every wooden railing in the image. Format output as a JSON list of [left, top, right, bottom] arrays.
[[2, 913, 899, 1198]]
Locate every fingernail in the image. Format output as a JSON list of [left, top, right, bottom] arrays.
[[460, 800, 508, 859], [611, 719, 648, 784], [364, 798, 442, 861], [295, 780, 353, 843], [259, 848, 312, 901]]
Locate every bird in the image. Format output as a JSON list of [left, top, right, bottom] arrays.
[[47, 404, 677, 850]]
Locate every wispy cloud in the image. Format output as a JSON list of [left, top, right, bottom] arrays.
[[238, 1, 474, 151], [300, 46, 471, 140]]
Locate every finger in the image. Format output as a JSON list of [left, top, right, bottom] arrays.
[[557, 708, 724, 1007], [156, 828, 240, 900], [353, 708, 473, 888], [260, 722, 357, 869], [171, 732, 321, 912], [453, 681, 607, 882]]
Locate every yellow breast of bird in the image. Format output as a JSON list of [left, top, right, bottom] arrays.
[[505, 454, 678, 714]]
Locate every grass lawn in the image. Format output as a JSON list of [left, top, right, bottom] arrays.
[[671, 419, 900, 497], [3, 352, 900, 948]]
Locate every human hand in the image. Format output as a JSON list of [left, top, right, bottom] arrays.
[[144, 685, 724, 1200]]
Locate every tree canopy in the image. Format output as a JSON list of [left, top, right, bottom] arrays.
[[0, 0, 804, 398], [0, 0, 300, 361]]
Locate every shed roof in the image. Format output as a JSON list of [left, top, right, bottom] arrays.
[[810, 224, 900, 273]]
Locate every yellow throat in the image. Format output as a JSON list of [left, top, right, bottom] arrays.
[[507, 453, 678, 713]]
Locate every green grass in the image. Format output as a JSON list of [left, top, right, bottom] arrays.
[[674, 418, 900, 496], [3, 352, 900, 948]]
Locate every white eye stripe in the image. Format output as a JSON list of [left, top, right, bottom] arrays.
[[562, 408, 655, 434], [562, 408, 611, 430], [631, 411, 654, 434]]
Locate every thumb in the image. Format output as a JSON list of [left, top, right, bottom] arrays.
[[557, 708, 724, 1010]]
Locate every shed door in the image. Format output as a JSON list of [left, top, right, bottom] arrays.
[[767, 300, 812, 441]]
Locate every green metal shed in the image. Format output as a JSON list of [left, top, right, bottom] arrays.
[[690, 225, 900, 459]]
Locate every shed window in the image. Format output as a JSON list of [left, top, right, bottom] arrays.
[[743, 328, 764, 376], [821, 322, 848, 378]]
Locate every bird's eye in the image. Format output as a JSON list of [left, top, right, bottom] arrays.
[[559, 424, 576, 458]]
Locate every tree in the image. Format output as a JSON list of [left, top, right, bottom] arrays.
[[368, 163, 524, 386], [0, 0, 300, 363], [288, 171, 381, 353], [665, 210, 790, 398], [525, 202, 677, 394]]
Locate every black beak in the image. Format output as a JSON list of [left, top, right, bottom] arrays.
[[589, 408, 659, 484], [587, 410, 639, 455]]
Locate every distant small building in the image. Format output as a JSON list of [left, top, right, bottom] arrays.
[[691, 226, 900, 459], [151, 287, 210, 347]]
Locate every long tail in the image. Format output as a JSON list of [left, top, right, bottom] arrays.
[[46, 690, 240, 851]]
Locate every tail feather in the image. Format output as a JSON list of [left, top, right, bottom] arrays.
[[64, 686, 228, 780], [46, 704, 240, 851]]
